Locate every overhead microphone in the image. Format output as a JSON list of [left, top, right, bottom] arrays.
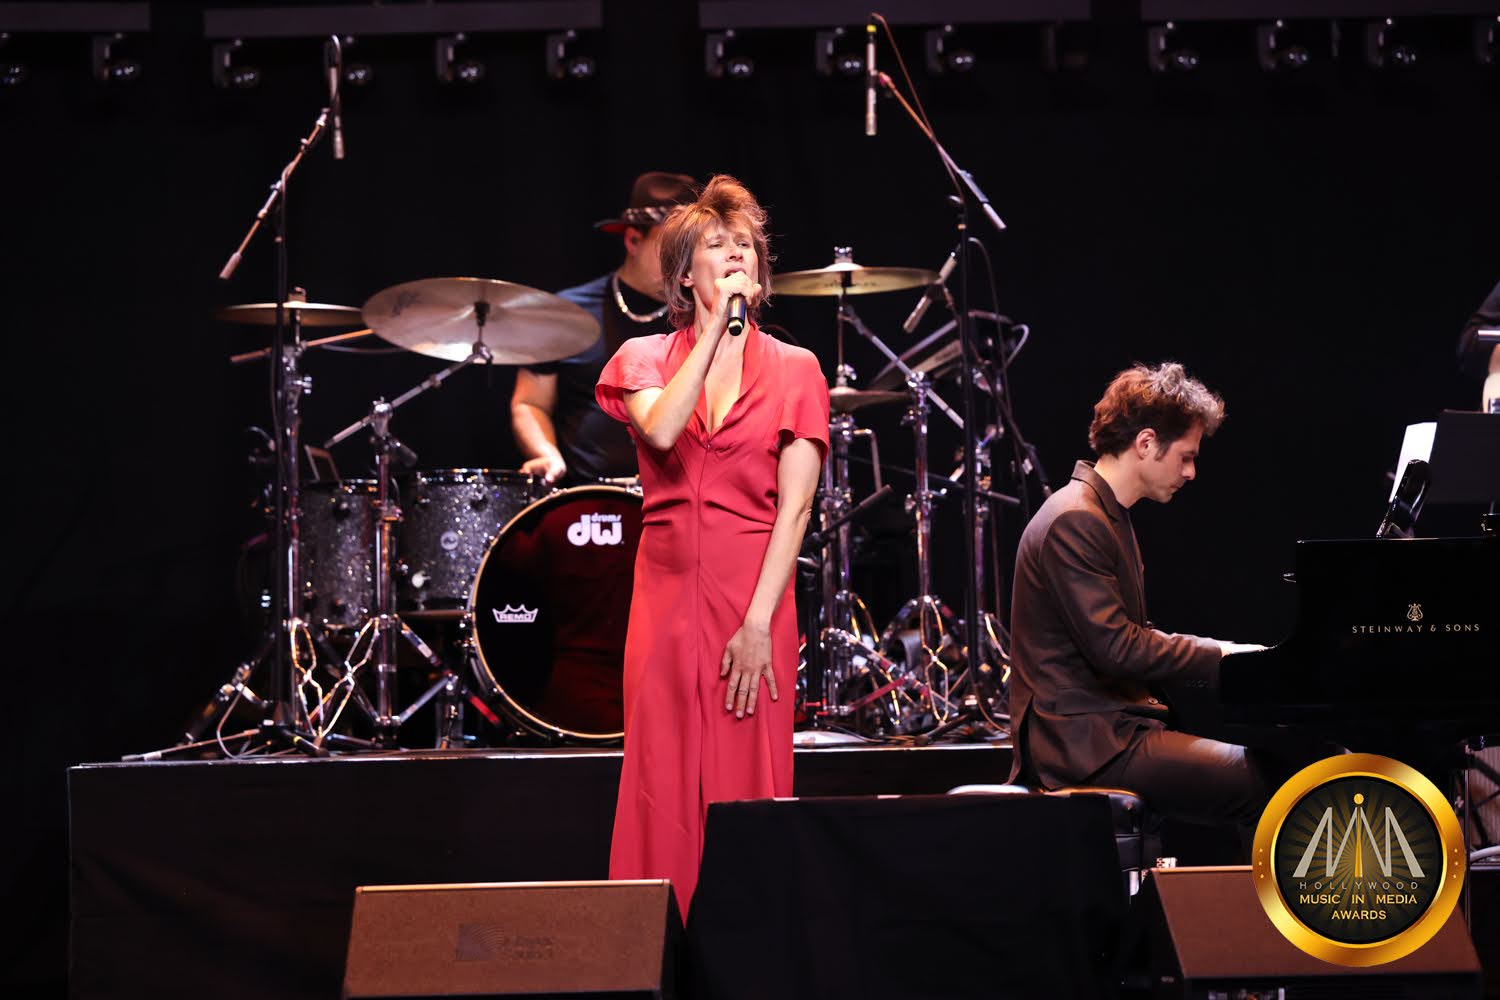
[[726, 294, 747, 336], [865, 22, 877, 137], [901, 251, 958, 334], [325, 38, 345, 160]]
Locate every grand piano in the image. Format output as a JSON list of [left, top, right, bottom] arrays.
[[1175, 532, 1500, 753]]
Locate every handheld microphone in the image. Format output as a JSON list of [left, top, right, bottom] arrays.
[[865, 23, 877, 137], [726, 294, 747, 336], [325, 38, 344, 160], [901, 252, 958, 334]]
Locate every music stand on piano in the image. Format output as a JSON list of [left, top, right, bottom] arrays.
[[1426, 410, 1500, 509]]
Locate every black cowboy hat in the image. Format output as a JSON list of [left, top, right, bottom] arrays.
[[594, 171, 698, 233]]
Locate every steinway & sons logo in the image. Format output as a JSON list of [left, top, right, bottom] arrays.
[[1351, 600, 1480, 635], [1252, 754, 1465, 966]]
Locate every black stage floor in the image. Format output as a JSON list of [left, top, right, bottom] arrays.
[[68, 742, 1012, 1000]]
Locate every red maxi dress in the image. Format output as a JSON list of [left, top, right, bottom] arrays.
[[595, 322, 830, 916]]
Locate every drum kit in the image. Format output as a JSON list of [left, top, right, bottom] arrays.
[[180, 246, 1019, 757]]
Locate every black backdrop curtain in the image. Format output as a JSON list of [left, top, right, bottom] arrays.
[[3, 2, 1498, 993]]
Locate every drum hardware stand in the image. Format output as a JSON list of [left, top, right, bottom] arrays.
[[812, 397, 884, 734], [799, 484, 896, 743], [835, 299, 974, 733], [883, 367, 964, 731], [920, 422, 1014, 743], [324, 322, 497, 747]]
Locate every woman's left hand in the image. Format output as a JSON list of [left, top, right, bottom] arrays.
[[720, 620, 778, 719]]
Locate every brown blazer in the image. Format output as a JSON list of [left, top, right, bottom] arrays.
[[1007, 461, 1220, 788]]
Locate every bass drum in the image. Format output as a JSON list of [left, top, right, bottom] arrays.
[[470, 485, 642, 742]]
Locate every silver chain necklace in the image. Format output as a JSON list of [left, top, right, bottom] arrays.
[[611, 271, 668, 324]]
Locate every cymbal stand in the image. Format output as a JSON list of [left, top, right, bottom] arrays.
[[801, 270, 917, 737], [323, 322, 494, 747]]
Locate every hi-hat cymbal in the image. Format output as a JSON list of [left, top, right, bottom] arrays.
[[829, 386, 909, 413], [217, 300, 365, 327], [774, 258, 938, 297], [362, 277, 600, 365]]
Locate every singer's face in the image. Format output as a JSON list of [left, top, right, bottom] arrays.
[[685, 222, 757, 311], [1139, 423, 1203, 503]]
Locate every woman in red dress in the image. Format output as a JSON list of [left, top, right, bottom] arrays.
[[595, 176, 829, 916]]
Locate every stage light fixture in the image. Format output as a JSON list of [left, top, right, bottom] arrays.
[[926, 25, 976, 74], [1256, 20, 1316, 72], [815, 27, 864, 78], [1476, 16, 1499, 65], [705, 29, 754, 79], [1043, 23, 1089, 72], [1365, 18, 1418, 70], [333, 36, 373, 89], [212, 39, 260, 90], [546, 29, 596, 80], [0, 33, 24, 88], [437, 33, 485, 85], [92, 32, 142, 84], [1147, 22, 1199, 73], [343, 61, 374, 88]]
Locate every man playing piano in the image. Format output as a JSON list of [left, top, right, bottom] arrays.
[[1007, 362, 1272, 829]]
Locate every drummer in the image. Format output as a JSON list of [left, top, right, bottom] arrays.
[[510, 172, 698, 487]]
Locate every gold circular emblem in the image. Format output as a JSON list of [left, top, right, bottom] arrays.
[[1251, 753, 1465, 966]]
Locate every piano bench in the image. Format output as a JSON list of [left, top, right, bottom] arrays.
[[1046, 786, 1163, 897], [946, 783, 1162, 896]]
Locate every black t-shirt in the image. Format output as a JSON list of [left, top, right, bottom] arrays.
[[526, 273, 675, 484]]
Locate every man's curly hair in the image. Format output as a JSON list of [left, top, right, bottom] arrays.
[[1088, 362, 1225, 457]]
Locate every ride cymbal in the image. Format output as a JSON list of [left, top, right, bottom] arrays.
[[362, 276, 600, 365]]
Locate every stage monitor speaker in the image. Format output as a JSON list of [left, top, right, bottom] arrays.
[[1127, 866, 1482, 1000], [342, 879, 680, 999]]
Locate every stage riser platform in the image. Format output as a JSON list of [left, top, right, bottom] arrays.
[[68, 744, 1010, 1000]]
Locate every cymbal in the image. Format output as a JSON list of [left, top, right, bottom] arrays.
[[217, 300, 365, 327], [774, 258, 938, 297], [362, 277, 600, 365], [829, 386, 909, 413]]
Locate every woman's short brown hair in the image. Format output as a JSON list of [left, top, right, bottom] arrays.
[[1088, 362, 1225, 457], [657, 174, 774, 330]]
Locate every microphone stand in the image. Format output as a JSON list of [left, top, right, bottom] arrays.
[[216, 98, 337, 756], [875, 68, 1008, 740]]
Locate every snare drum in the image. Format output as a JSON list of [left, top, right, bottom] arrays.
[[470, 485, 643, 742], [398, 468, 541, 611], [300, 480, 378, 630]]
